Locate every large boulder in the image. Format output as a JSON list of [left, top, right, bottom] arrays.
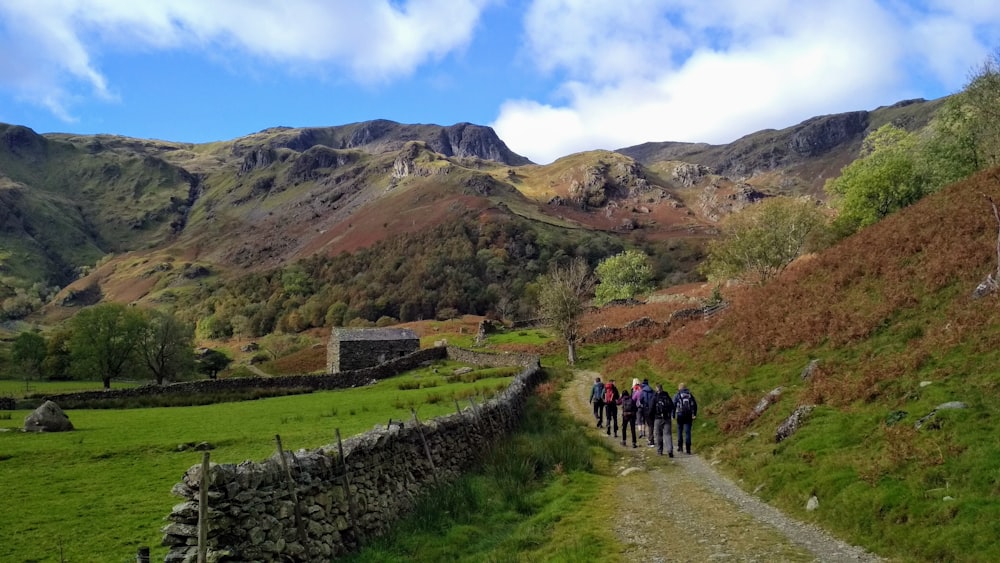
[[24, 401, 74, 432]]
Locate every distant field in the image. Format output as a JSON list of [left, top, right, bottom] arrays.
[[0, 360, 517, 562], [0, 378, 140, 399]]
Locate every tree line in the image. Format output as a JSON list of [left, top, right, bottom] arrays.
[[7, 303, 227, 388]]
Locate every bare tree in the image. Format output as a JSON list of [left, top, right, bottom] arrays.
[[538, 258, 594, 365]]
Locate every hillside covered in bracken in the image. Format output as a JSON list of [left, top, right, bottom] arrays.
[[594, 167, 1000, 560]]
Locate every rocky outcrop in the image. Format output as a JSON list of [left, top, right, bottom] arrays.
[[787, 111, 869, 158], [671, 163, 713, 187], [568, 160, 651, 209], [286, 146, 361, 183], [238, 148, 277, 176], [435, 123, 532, 165]]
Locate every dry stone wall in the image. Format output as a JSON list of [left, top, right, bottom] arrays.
[[43, 348, 445, 407], [161, 348, 541, 562]]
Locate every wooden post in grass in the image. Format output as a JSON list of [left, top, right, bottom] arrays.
[[410, 408, 438, 483], [454, 399, 471, 445], [198, 451, 209, 563], [336, 428, 364, 546], [275, 434, 307, 547]]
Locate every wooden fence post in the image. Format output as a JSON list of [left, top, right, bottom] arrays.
[[198, 451, 209, 563], [275, 434, 307, 547], [410, 408, 438, 483], [336, 429, 365, 546]]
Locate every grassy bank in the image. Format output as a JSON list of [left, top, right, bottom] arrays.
[[343, 367, 624, 563]]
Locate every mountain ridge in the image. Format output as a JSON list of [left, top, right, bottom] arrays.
[[0, 98, 950, 321]]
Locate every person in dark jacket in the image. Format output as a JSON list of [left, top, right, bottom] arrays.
[[675, 382, 698, 454], [650, 383, 675, 457], [619, 390, 638, 448], [590, 376, 605, 428], [603, 380, 620, 438], [640, 379, 656, 446]]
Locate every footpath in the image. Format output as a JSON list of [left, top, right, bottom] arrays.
[[567, 371, 883, 563]]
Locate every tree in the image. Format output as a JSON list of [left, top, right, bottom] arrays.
[[825, 124, 927, 233], [196, 349, 232, 380], [12, 330, 46, 380], [68, 303, 148, 389], [957, 49, 1000, 168], [138, 310, 195, 385], [594, 249, 655, 305], [701, 197, 826, 284], [538, 257, 594, 365]]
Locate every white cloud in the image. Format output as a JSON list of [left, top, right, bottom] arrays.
[[0, 0, 493, 120], [496, 0, 1000, 164]]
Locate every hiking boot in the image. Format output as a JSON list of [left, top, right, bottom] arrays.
[[668, 452, 674, 458], [621, 440, 626, 446], [632, 443, 637, 448]]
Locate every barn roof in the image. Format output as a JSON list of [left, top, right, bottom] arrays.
[[332, 327, 419, 342]]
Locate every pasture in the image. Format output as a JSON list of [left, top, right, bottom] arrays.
[[0, 361, 516, 562]]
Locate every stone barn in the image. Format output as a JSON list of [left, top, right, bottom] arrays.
[[326, 327, 420, 373]]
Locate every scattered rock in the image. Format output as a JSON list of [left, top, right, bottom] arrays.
[[453, 367, 473, 376], [885, 411, 908, 426], [915, 401, 968, 430], [24, 401, 74, 432], [919, 381, 933, 388], [620, 467, 644, 477], [943, 496, 955, 502], [776, 405, 814, 443], [806, 495, 820, 511], [936, 401, 967, 410], [753, 387, 782, 417], [800, 359, 820, 380]]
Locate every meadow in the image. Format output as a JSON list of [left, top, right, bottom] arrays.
[[0, 360, 516, 562]]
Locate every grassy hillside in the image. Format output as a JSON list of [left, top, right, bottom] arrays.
[[598, 167, 1000, 560]]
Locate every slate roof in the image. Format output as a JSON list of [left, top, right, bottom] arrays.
[[332, 328, 419, 342]]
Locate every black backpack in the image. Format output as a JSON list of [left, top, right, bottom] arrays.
[[653, 394, 673, 419], [620, 394, 637, 415], [676, 392, 693, 418]]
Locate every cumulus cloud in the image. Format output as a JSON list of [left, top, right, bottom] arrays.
[[496, 0, 999, 164], [0, 0, 492, 120]]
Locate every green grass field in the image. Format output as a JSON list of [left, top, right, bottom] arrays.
[[0, 361, 516, 562], [0, 378, 141, 399]]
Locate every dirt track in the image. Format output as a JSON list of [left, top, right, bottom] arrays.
[[567, 371, 883, 563]]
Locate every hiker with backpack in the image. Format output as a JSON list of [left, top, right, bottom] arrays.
[[603, 380, 620, 438], [651, 383, 675, 457], [639, 378, 656, 447], [619, 387, 639, 448], [631, 378, 644, 439], [590, 376, 605, 428], [675, 382, 698, 454]]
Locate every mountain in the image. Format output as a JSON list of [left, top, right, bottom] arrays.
[[0, 99, 950, 322], [617, 97, 944, 198]]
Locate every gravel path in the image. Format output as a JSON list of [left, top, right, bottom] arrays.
[[568, 371, 883, 563]]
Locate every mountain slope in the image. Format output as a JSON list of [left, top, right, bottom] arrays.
[[617, 97, 945, 197], [601, 166, 1000, 560]]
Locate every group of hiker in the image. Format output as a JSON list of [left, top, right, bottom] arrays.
[[590, 376, 697, 457]]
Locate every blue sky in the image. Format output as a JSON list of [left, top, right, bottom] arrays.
[[1, 0, 998, 164]]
